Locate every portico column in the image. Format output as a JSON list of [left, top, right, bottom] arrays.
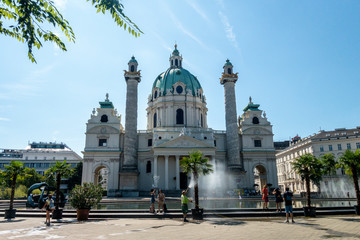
[[154, 155, 158, 177], [165, 155, 169, 190], [176, 155, 180, 190]]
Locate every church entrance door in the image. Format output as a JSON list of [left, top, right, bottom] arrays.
[[180, 172, 188, 189]]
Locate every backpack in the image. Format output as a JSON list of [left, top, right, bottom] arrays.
[[285, 192, 292, 201]]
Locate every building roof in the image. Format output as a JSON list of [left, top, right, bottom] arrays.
[[312, 127, 360, 141]]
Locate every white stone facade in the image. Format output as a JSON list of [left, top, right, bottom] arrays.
[[276, 127, 360, 197], [0, 142, 82, 192], [82, 46, 278, 196]]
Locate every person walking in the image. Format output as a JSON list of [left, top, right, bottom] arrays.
[[181, 190, 192, 222], [157, 189, 165, 213], [262, 185, 269, 210], [273, 188, 283, 212], [42, 193, 55, 226], [283, 187, 295, 223]]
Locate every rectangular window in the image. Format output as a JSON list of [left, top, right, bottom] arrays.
[[337, 144, 342, 150], [328, 145, 333, 151], [254, 140, 262, 147], [356, 142, 360, 149], [148, 139, 152, 147], [320, 146, 324, 152], [99, 139, 107, 147], [347, 143, 351, 150]]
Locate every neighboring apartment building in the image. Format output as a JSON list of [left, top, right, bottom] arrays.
[[0, 142, 82, 192], [276, 127, 360, 197]]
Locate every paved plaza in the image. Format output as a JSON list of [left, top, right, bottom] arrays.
[[0, 215, 359, 239]]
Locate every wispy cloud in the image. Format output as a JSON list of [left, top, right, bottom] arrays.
[[152, 31, 173, 52], [0, 65, 55, 100], [53, 0, 68, 10], [0, 117, 10, 121], [219, 11, 238, 49], [186, 0, 210, 23], [167, 10, 208, 50]]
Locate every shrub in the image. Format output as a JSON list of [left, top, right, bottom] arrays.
[[69, 183, 103, 210]]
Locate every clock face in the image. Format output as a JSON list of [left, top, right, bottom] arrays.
[[254, 129, 260, 135], [176, 85, 183, 94]]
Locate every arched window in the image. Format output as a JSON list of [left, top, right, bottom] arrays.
[[227, 68, 231, 74], [176, 109, 184, 124], [154, 91, 158, 99], [153, 113, 157, 128], [100, 115, 108, 123], [201, 114, 203, 127], [175, 59, 178, 66], [171, 60, 173, 66], [130, 65, 135, 72], [146, 161, 151, 173], [252, 117, 259, 124]]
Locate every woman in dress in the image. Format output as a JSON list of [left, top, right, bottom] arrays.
[[262, 185, 269, 210]]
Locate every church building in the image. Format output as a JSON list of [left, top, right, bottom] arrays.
[[82, 45, 278, 196]]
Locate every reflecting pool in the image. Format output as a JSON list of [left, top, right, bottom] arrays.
[[94, 198, 357, 210]]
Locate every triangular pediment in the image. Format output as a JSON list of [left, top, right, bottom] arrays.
[[154, 135, 214, 149]]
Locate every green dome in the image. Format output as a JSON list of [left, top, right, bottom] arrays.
[[224, 59, 232, 66], [128, 56, 137, 63], [152, 67, 202, 97]]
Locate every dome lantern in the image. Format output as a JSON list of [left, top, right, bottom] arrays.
[[128, 56, 138, 72], [169, 44, 183, 68]]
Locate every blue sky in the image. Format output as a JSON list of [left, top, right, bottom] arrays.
[[1, 0, 359, 155]]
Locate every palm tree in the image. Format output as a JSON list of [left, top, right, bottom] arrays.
[[46, 161, 73, 213], [3, 161, 28, 218], [320, 153, 337, 176], [337, 149, 360, 208], [291, 153, 323, 209], [319, 153, 337, 196], [180, 150, 213, 210]]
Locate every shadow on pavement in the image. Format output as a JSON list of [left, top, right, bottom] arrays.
[[339, 218, 360, 222], [0, 219, 25, 224], [207, 220, 246, 226]]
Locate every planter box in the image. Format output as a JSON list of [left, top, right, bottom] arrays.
[[355, 205, 360, 215], [191, 208, 204, 220], [303, 207, 316, 217], [4, 209, 16, 219], [77, 209, 90, 221], [52, 209, 63, 220]]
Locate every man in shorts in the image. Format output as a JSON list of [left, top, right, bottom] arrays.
[[283, 187, 295, 223], [181, 190, 192, 222]]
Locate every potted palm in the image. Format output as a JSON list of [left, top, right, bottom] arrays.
[[180, 150, 213, 220], [69, 183, 103, 221], [45, 161, 73, 219], [337, 149, 360, 215], [292, 153, 323, 217], [2, 161, 28, 219]]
